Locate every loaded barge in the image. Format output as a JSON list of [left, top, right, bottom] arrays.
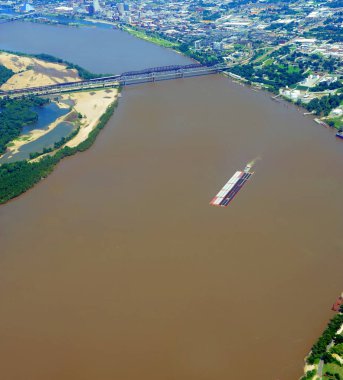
[[210, 164, 253, 207]]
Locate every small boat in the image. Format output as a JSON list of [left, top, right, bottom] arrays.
[[332, 292, 343, 312], [336, 129, 343, 139]]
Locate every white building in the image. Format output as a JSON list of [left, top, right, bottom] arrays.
[[117, 3, 124, 15], [93, 0, 101, 13], [194, 40, 202, 50]]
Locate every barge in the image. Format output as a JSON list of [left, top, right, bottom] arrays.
[[210, 165, 253, 207]]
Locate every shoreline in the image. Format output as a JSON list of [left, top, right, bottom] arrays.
[[0, 50, 116, 165], [0, 89, 119, 162], [115, 22, 341, 133], [0, 21, 339, 204], [301, 310, 343, 380], [2, 100, 70, 158], [0, 91, 120, 205], [26, 88, 119, 162], [0, 51, 81, 90], [0, 50, 121, 204], [3, 18, 342, 131], [10, 17, 340, 133]]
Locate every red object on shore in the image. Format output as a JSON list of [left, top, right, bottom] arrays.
[[332, 293, 343, 312]]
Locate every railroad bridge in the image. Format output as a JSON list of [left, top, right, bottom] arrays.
[[0, 63, 227, 97]]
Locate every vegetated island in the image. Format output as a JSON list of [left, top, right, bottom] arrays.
[[0, 51, 119, 204], [301, 304, 343, 380]]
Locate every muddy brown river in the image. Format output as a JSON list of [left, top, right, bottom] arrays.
[[1, 23, 343, 380]]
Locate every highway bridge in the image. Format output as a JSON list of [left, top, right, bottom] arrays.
[[0, 63, 227, 97]]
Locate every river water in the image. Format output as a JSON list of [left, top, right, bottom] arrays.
[[0, 21, 190, 73], [0, 22, 343, 380]]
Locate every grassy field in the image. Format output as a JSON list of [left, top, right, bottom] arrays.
[[327, 116, 343, 129], [323, 362, 343, 378], [122, 26, 179, 49], [263, 58, 274, 66], [288, 66, 300, 74]]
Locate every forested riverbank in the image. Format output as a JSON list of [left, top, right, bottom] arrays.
[[0, 96, 48, 154], [0, 47, 121, 204], [0, 98, 119, 204], [302, 309, 343, 380]]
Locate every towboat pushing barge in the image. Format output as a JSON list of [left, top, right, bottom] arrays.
[[210, 163, 254, 207]]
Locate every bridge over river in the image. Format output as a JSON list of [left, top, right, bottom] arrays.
[[0, 63, 227, 98]]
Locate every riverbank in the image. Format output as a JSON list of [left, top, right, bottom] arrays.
[[225, 71, 343, 133], [64, 89, 118, 148], [0, 49, 120, 203], [0, 89, 118, 163], [0, 48, 108, 80], [46, 17, 180, 50], [5, 17, 341, 133], [2, 100, 70, 159], [0, 50, 118, 161], [120, 25, 179, 49], [301, 308, 343, 380], [0, 91, 120, 204], [112, 21, 342, 132], [0, 51, 81, 90]]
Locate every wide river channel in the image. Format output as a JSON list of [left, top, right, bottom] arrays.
[[0, 21, 343, 380]]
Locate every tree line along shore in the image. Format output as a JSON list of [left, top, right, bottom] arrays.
[[302, 306, 343, 380], [0, 96, 119, 204], [0, 51, 120, 204]]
